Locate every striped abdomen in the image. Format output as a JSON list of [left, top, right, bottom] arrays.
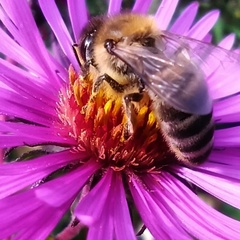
[[159, 104, 214, 164]]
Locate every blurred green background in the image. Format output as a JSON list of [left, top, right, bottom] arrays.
[[86, 0, 240, 46], [29, 0, 240, 238]]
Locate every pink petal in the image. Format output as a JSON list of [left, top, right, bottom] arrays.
[[38, 0, 79, 70], [195, 154, 240, 179], [187, 10, 220, 39], [214, 126, 240, 147], [75, 168, 113, 225], [175, 166, 240, 209], [0, 171, 82, 238], [202, 33, 212, 42], [209, 70, 240, 99], [0, 58, 64, 109], [0, 121, 75, 148], [155, 0, 179, 30], [75, 169, 135, 240], [113, 173, 136, 240], [208, 148, 240, 166], [0, 150, 86, 199], [218, 33, 235, 49], [0, 88, 56, 117], [14, 206, 66, 240], [132, 0, 152, 14], [76, 169, 114, 239], [108, 0, 122, 14], [146, 173, 240, 239], [87, 216, 114, 240], [129, 174, 190, 239], [67, 0, 88, 42], [214, 93, 240, 117], [0, 99, 53, 127], [0, 0, 63, 88], [170, 2, 199, 34], [0, 27, 42, 76], [35, 160, 99, 207]]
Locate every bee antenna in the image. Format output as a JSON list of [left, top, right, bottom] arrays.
[[72, 43, 83, 67]]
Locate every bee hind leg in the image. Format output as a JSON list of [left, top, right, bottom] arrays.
[[123, 93, 143, 139]]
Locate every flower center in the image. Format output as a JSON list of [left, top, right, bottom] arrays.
[[57, 66, 175, 173]]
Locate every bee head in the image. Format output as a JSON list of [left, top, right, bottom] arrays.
[[78, 16, 106, 67], [79, 13, 158, 75], [98, 14, 158, 73]]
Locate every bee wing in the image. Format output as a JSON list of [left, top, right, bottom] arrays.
[[160, 31, 240, 76], [111, 32, 240, 115]]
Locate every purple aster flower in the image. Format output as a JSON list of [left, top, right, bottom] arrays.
[[0, 0, 240, 239]]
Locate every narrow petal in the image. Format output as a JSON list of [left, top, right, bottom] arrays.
[[75, 169, 112, 225], [170, 2, 199, 34], [35, 160, 99, 207], [0, 58, 61, 104], [198, 148, 240, 178], [191, 34, 235, 82], [214, 126, 240, 147], [0, 150, 86, 199], [0, 178, 73, 239], [76, 169, 114, 239], [132, 0, 152, 14], [113, 173, 136, 240], [13, 206, 66, 240], [0, 99, 54, 127], [0, 27, 42, 76], [187, 10, 219, 39], [108, 0, 122, 14], [38, 0, 79, 70], [67, 0, 88, 42], [214, 94, 240, 118], [209, 70, 240, 99], [145, 173, 240, 239], [175, 164, 240, 209], [0, 61, 58, 93], [218, 33, 235, 49], [0, 0, 63, 88], [87, 212, 114, 240], [0, 121, 75, 148], [208, 148, 240, 166], [129, 174, 190, 239], [202, 33, 212, 42], [0, 88, 56, 117], [75, 170, 135, 240], [155, 0, 179, 30]]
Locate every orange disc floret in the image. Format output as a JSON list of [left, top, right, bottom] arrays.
[[57, 66, 175, 173]]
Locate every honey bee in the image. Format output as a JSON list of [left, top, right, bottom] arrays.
[[73, 13, 238, 165]]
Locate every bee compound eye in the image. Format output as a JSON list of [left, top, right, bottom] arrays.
[[104, 39, 116, 54], [80, 34, 94, 62], [141, 37, 155, 47]]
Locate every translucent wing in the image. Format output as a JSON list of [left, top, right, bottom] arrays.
[[110, 32, 240, 115]]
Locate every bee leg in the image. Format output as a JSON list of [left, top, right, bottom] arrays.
[[123, 93, 143, 139], [137, 77, 145, 92], [93, 73, 125, 93]]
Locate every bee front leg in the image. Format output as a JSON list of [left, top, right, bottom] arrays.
[[93, 74, 143, 139], [123, 93, 143, 139], [93, 73, 125, 93]]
